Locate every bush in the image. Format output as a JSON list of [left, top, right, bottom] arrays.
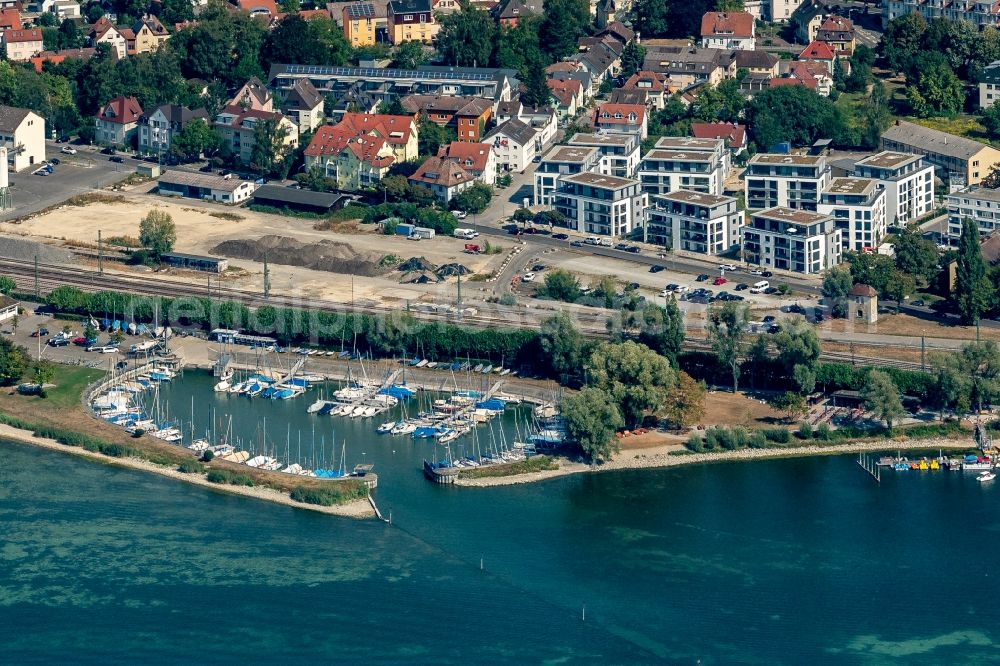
[[686, 432, 705, 452], [748, 431, 767, 449], [201, 449, 214, 462], [290, 483, 368, 506], [761, 428, 791, 444], [798, 422, 814, 439], [499, 293, 517, 306], [178, 461, 206, 474], [206, 469, 254, 486], [815, 422, 832, 441]]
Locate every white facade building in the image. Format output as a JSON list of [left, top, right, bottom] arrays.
[[851, 151, 935, 227], [486, 119, 537, 174], [567, 132, 640, 178], [638, 137, 729, 197], [534, 145, 601, 207], [947, 186, 1000, 239], [818, 177, 888, 252], [553, 172, 647, 238], [745, 153, 829, 211], [742, 206, 843, 275], [645, 190, 744, 254], [0, 105, 44, 172]]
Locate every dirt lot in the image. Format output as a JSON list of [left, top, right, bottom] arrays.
[[825, 311, 1000, 343], [1, 193, 509, 306]]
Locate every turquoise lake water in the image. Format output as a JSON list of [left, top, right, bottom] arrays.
[[2, 371, 1000, 663]]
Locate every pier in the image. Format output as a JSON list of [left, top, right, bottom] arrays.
[[857, 453, 881, 483]]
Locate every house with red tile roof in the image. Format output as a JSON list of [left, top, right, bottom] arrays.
[[400, 95, 492, 141], [30, 47, 97, 73], [233, 0, 278, 16], [95, 96, 144, 146], [213, 105, 298, 165], [768, 75, 817, 91], [789, 60, 834, 96], [816, 15, 855, 57], [336, 112, 419, 162], [304, 125, 395, 190], [0, 8, 20, 30], [798, 40, 835, 74], [408, 156, 478, 202], [691, 122, 747, 152], [593, 103, 647, 140], [546, 79, 583, 118], [621, 70, 674, 110], [437, 141, 496, 185], [89, 17, 127, 59], [4, 28, 43, 62], [700, 12, 755, 51]]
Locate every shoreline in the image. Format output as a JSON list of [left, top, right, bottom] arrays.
[[0, 423, 375, 519], [454, 438, 979, 487]]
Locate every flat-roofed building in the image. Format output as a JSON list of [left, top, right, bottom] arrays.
[[818, 177, 887, 252], [157, 171, 258, 204], [534, 145, 601, 206], [947, 186, 1000, 239], [553, 172, 647, 238], [742, 206, 842, 275], [566, 132, 640, 178], [851, 150, 934, 227], [881, 119, 1000, 187], [638, 137, 729, 197], [646, 190, 743, 254], [744, 153, 829, 211]]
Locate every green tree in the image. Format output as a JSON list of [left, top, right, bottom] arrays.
[[451, 183, 492, 213], [435, 1, 497, 67], [862, 370, 905, 430], [745, 85, 847, 150], [539, 0, 589, 60], [846, 251, 896, 295], [0, 275, 14, 294], [0, 337, 27, 386], [620, 41, 646, 78], [539, 311, 584, 385], [707, 301, 748, 392], [170, 118, 221, 161], [661, 371, 706, 429], [884, 269, 916, 310], [635, 0, 669, 37], [959, 340, 1000, 412], [33, 360, 55, 393], [392, 41, 428, 69], [261, 15, 351, 68], [982, 103, 1000, 140], [928, 351, 969, 419], [906, 57, 964, 117], [250, 117, 293, 177], [417, 113, 452, 156], [774, 321, 821, 380], [768, 391, 807, 422], [536, 268, 581, 302], [586, 340, 677, 428], [893, 226, 940, 286], [560, 386, 623, 462], [861, 80, 892, 149], [590, 275, 619, 309], [822, 265, 852, 318], [955, 217, 992, 324], [881, 13, 928, 73], [520, 51, 552, 107], [139, 210, 177, 258]]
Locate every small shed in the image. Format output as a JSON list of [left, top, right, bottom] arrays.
[[136, 163, 160, 178], [252, 185, 349, 214], [160, 252, 229, 273], [850, 283, 877, 324]]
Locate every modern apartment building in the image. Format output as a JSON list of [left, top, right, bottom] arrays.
[[883, 0, 1000, 29], [742, 207, 843, 275], [645, 190, 744, 254], [744, 153, 829, 211], [851, 151, 934, 226], [553, 172, 647, 238], [818, 177, 887, 252], [638, 137, 729, 197], [534, 145, 601, 207], [566, 132, 640, 178], [947, 186, 1000, 239]]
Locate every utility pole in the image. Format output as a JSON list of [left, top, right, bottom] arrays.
[[921, 336, 925, 370], [263, 255, 270, 299], [457, 271, 462, 307], [33, 253, 38, 299], [97, 229, 103, 276]]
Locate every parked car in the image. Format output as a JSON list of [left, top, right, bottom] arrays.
[[47, 337, 70, 347], [625, 246, 641, 254], [787, 304, 804, 314], [664, 283, 679, 292], [713, 277, 728, 285], [674, 285, 689, 294], [735, 283, 749, 291], [719, 264, 737, 271], [696, 274, 710, 282], [761, 271, 773, 278], [626, 282, 640, 291], [598, 238, 612, 247], [109, 156, 124, 163], [584, 236, 600, 245], [911, 299, 925, 307], [100, 146, 116, 155], [531, 264, 546, 272], [615, 242, 631, 251], [552, 233, 569, 240], [30, 328, 49, 337], [750, 269, 764, 276], [60, 146, 76, 155], [48, 158, 60, 165], [522, 272, 536, 282], [452, 210, 468, 219], [762, 315, 776, 324], [649, 265, 665, 273]]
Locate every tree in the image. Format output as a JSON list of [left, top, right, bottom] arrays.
[[635, 0, 669, 38], [773, 321, 821, 393], [881, 13, 928, 73], [906, 57, 964, 117], [893, 226, 940, 286], [590, 275, 619, 309], [435, 1, 497, 67], [846, 251, 896, 295], [83, 321, 97, 342], [250, 117, 293, 177], [539, 311, 584, 385], [451, 183, 492, 213], [170, 118, 220, 161], [928, 351, 969, 419], [822, 266, 852, 318], [707, 302, 748, 392], [661, 371, 706, 429], [536, 268, 581, 302], [768, 391, 807, 422], [539, 0, 590, 60], [643, 298, 684, 367], [587, 341, 676, 428], [33, 360, 55, 394], [982, 103, 1000, 140], [261, 15, 351, 68], [139, 210, 176, 258], [520, 51, 552, 107], [0, 337, 27, 386], [862, 370, 904, 430], [745, 85, 847, 150], [620, 41, 646, 78], [417, 113, 452, 156], [956, 217, 992, 324], [861, 80, 892, 149], [0, 275, 14, 294], [560, 387, 624, 462], [392, 41, 427, 69], [884, 269, 916, 310], [959, 340, 1000, 412]]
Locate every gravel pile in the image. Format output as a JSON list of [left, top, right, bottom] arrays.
[[0, 235, 72, 264], [211, 235, 386, 276]]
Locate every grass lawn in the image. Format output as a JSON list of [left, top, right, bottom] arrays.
[[40, 365, 105, 411], [905, 115, 995, 146]]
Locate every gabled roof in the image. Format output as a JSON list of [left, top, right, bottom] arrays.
[[0, 105, 31, 133], [622, 70, 669, 92], [487, 118, 536, 146], [4, 28, 42, 43], [882, 120, 993, 161], [236, 0, 279, 14], [769, 76, 816, 90], [437, 141, 492, 174], [700, 12, 754, 39], [818, 15, 853, 35], [547, 78, 582, 106], [0, 8, 21, 30], [799, 40, 835, 61], [285, 78, 324, 110], [734, 50, 778, 69], [401, 94, 492, 118], [229, 76, 273, 110], [214, 104, 287, 128], [388, 0, 431, 14], [609, 89, 647, 106], [96, 96, 143, 125], [691, 121, 746, 148], [344, 2, 376, 18], [339, 112, 415, 145], [790, 60, 832, 81], [597, 20, 634, 44], [594, 103, 646, 125], [409, 156, 473, 188], [849, 284, 877, 298], [146, 104, 209, 126]]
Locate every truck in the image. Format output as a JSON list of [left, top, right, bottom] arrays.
[[464, 243, 481, 254], [453, 228, 476, 240]]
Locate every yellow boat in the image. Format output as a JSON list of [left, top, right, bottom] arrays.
[[930, 459, 940, 470], [919, 459, 929, 470]]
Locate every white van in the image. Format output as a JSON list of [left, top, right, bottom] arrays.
[[453, 228, 476, 240], [749, 280, 770, 294]]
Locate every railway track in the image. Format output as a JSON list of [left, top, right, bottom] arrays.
[[0, 257, 927, 371]]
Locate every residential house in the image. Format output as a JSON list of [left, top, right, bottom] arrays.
[[947, 186, 1000, 239], [0, 7, 18, 29], [229, 77, 273, 112], [342, 2, 378, 46], [881, 119, 1000, 187], [596, 20, 634, 47], [129, 16, 170, 54], [234, 0, 278, 16], [138, 104, 209, 157], [518, 105, 558, 151], [303, 125, 395, 189], [574, 39, 622, 89], [213, 105, 298, 165], [3, 28, 43, 62], [0, 294, 17, 324], [596, 0, 617, 29], [567, 132, 640, 178], [534, 145, 601, 206], [593, 103, 647, 139], [818, 177, 888, 251], [553, 172, 647, 238], [791, 0, 825, 43], [408, 156, 477, 201], [638, 137, 729, 196], [816, 15, 855, 57], [770, 0, 808, 22], [883, 0, 1000, 29], [700, 12, 755, 51], [30, 47, 96, 73], [281, 79, 325, 134], [645, 190, 744, 253], [51, 0, 81, 18], [798, 40, 836, 75], [485, 119, 536, 173], [745, 153, 830, 211], [980, 60, 1000, 109], [89, 17, 126, 59], [734, 50, 779, 78], [643, 46, 737, 87], [742, 206, 843, 275], [438, 141, 496, 185], [387, 0, 438, 44], [789, 60, 833, 96], [95, 96, 144, 147], [401, 95, 492, 141], [497, 0, 542, 26], [620, 70, 673, 110], [690, 122, 747, 153], [0, 106, 44, 172], [852, 150, 935, 226], [326, 83, 381, 122], [547, 78, 584, 118], [335, 112, 419, 162], [768, 75, 817, 92]]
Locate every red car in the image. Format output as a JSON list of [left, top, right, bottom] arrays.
[[72, 336, 87, 346], [713, 277, 728, 286]]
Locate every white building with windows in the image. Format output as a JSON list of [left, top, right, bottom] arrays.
[[744, 153, 829, 211], [742, 207, 843, 275], [645, 190, 744, 254], [638, 137, 729, 197], [553, 172, 647, 238], [0, 105, 44, 172], [980, 61, 1000, 109], [534, 145, 601, 207], [485, 119, 537, 174], [947, 186, 1000, 239], [818, 177, 887, 252], [851, 151, 934, 227], [567, 132, 640, 178]]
